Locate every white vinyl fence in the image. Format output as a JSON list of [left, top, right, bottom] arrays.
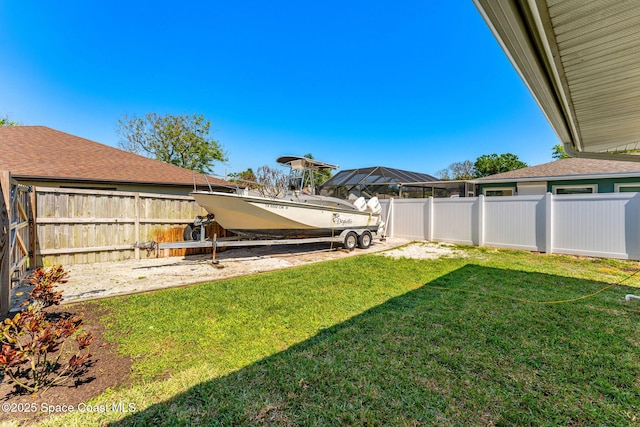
[[380, 193, 640, 260]]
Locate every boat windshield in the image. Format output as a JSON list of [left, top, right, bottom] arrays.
[[287, 168, 314, 194]]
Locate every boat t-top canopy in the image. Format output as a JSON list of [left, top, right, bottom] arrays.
[[276, 156, 339, 171]]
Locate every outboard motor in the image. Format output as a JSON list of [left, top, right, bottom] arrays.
[[353, 196, 367, 211], [366, 197, 382, 214]]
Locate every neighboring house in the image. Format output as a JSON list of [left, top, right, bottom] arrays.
[[477, 158, 640, 196], [0, 126, 231, 195]]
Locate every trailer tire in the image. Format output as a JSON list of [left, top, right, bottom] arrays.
[[183, 224, 201, 241], [343, 231, 358, 251], [357, 230, 372, 249]]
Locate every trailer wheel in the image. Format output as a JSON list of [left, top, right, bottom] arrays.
[[343, 231, 358, 251], [183, 224, 201, 241], [357, 230, 372, 249]]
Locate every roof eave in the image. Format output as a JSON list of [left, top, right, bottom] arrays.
[[473, 0, 577, 148], [473, 0, 640, 163], [11, 175, 231, 189]]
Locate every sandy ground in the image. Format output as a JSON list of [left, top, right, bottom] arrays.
[[378, 240, 466, 260], [12, 239, 464, 308]]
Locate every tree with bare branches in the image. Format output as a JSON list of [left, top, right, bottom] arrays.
[[255, 165, 288, 197]]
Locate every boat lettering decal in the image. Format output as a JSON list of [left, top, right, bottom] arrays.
[[332, 213, 353, 225], [264, 203, 288, 209]]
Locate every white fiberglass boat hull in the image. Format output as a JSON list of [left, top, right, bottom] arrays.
[[191, 191, 381, 238]]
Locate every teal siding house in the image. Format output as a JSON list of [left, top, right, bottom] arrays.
[[477, 158, 640, 196]]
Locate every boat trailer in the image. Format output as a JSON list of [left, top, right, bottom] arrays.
[[137, 225, 381, 261]]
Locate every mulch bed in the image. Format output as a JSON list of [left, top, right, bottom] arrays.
[[0, 302, 132, 425]]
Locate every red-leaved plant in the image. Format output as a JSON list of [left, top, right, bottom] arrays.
[[0, 266, 94, 394], [23, 265, 66, 310]]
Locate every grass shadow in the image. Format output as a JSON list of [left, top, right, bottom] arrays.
[[109, 265, 640, 426]]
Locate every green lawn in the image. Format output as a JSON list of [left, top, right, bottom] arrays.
[[39, 245, 640, 426]]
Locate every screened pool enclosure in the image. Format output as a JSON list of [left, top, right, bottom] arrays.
[[318, 166, 475, 199]]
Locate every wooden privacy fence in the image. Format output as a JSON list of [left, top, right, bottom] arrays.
[[35, 187, 226, 266], [1, 171, 36, 315]]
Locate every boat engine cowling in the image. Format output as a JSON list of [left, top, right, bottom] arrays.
[[366, 197, 382, 214], [353, 196, 367, 211]]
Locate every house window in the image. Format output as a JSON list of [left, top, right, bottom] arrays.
[[482, 187, 515, 197], [552, 184, 597, 195], [615, 183, 640, 193]]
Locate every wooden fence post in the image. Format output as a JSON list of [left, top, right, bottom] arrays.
[[29, 188, 37, 268], [134, 192, 140, 260], [0, 171, 11, 316]]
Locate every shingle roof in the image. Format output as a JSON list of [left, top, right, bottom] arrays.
[[478, 157, 640, 181], [0, 126, 229, 188]]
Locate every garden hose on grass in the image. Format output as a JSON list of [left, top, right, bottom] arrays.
[[425, 268, 640, 305]]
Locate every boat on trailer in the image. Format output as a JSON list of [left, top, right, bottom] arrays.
[[190, 156, 385, 249]]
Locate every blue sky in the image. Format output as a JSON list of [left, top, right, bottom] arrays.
[[0, 1, 560, 177]]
